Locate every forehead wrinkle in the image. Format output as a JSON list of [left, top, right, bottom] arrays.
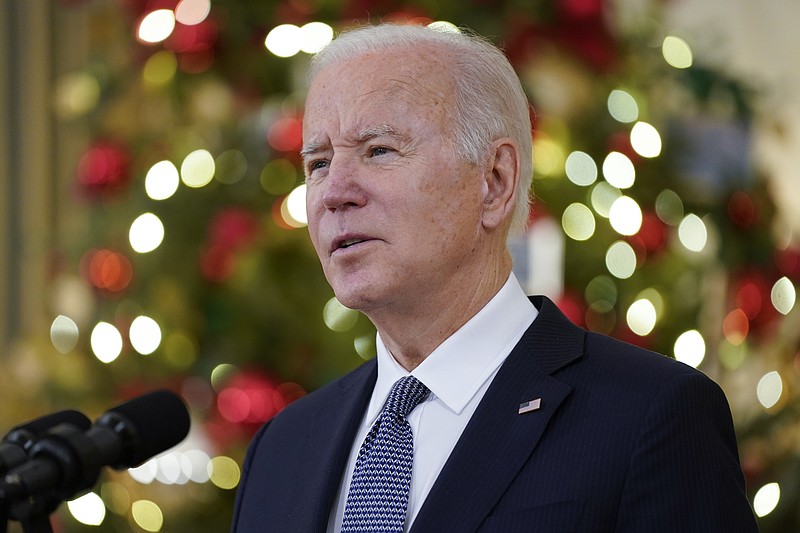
[[366, 74, 449, 108]]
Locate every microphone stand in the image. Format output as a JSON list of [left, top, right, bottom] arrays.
[[7, 495, 56, 533]]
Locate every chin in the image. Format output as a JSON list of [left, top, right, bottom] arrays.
[[331, 281, 389, 313]]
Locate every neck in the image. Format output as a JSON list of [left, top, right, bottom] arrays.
[[369, 251, 513, 371]]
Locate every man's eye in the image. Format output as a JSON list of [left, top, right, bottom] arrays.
[[368, 146, 391, 157], [308, 160, 328, 172]]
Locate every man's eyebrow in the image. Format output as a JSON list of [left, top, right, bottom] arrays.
[[300, 125, 405, 158], [355, 124, 401, 142], [300, 140, 328, 158]]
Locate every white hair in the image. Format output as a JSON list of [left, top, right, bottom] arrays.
[[308, 23, 533, 234]]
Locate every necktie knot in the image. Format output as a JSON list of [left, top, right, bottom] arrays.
[[383, 376, 430, 420]]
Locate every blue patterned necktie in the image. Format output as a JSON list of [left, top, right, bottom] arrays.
[[341, 375, 431, 533]]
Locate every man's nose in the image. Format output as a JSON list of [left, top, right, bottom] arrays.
[[321, 156, 367, 211]]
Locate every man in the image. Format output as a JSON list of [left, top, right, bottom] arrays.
[[232, 23, 758, 532]]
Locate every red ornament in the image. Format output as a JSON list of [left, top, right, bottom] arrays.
[[268, 117, 303, 153], [637, 212, 668, 253], [167, 18, 219, 74], [606, 131, 640, 163], [554, 0, 618, 72], [215, 370, 304, 426], [722, 308, 749, 345], [731, 270, 779, 334], [208, 208, 259, 251], [80, 248, 134, 294], [200, 242, 235, 283], [559, 0, 604, 20], [556, 291, 586, 327], [775, 246, 800, 281], [200, 208, 260, 282], [76, 141, 132, 198], [727, 191, 759, 228]]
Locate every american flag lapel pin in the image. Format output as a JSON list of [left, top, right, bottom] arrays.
[[518, 397, 542, 414]]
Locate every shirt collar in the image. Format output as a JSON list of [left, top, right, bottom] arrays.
[[368, 273, 537, 420]]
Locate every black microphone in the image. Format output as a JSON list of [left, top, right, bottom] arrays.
[[0, 390, 190, 503], [0, 411, 91, 475]]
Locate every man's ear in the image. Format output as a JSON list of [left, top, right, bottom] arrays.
[[481, 138, 520, 230]]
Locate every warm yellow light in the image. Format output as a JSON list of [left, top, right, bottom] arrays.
[[565, 151, 597, 186], [283, 184, 308, 227], [184, 449, 212, 483], [137, 9, 176, 44], [662, 35, 693, 69], [757, 371, 783, 409], [674, 330, 705, 367], [265, 24, 302, 58], [67, 492, 106, 526], [605, 241, 637, 279], [607, 89, 638, 123], [145, 160, 180, 200], [609, 196, 642, 236], [771, 277, 796, 315], [354, 335, 376, 359], [143, 51, 178, 87], [655, 189, 684, 225], [210, 363, 238, 391], [323, 297, 359, 332], [51, 315, 79, 354], [208, 456, 241, 490], [532, 136, 565, 178], [175, 0, 211, 25], [129, 213, 165, 253], [636, 288, 664, 318], [299, 22, 334, 53], [590, 182, 622, 218], [602, 151, 635, 189], [630, 121, 662, 158], [91, 322, 123, 364], [627, 299, 657, 336], [54, 72, 100, 118], [128, 459, 158, 484], [754, 483, 780, 517], [131, 500, 163, 532], [562, 203, 596, 241], [427, 21, 461, 33], [678, 214, 707, 252], [181, 149, 215, 188], [130, 316, 162, 355]]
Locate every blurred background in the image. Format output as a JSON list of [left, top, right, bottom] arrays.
[[1, 0, 799, 530]]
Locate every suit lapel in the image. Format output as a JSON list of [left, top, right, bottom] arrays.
[[300, 361, 377, 531], [411, 296, 585, 532]]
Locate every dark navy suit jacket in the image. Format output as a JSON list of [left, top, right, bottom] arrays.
[[231, 296, 758, 532]]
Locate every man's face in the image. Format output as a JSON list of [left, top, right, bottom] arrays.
[[302, 45, 488, 317]]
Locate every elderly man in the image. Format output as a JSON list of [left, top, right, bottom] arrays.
[[231, 23, 757, 532]]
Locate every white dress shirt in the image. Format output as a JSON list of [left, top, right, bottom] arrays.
[[327, 273, 538, 532]]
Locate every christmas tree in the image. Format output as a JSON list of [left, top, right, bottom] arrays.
[[3, 0, 798, 530]]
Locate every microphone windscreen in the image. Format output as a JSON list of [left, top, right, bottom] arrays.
[[5, 410, 92, 443], [105, 390, 190, 466]]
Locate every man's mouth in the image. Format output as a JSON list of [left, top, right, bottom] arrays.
[[332, 236, 373, 253], [339, 238, 366, 249]]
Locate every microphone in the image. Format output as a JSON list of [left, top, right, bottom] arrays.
[[0, 390, 190, 503], [0, 410, 91, 475]]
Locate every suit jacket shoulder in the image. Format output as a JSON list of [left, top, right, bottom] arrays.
[[412, 296, 756, 532], [231, 360, 377, 533]]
